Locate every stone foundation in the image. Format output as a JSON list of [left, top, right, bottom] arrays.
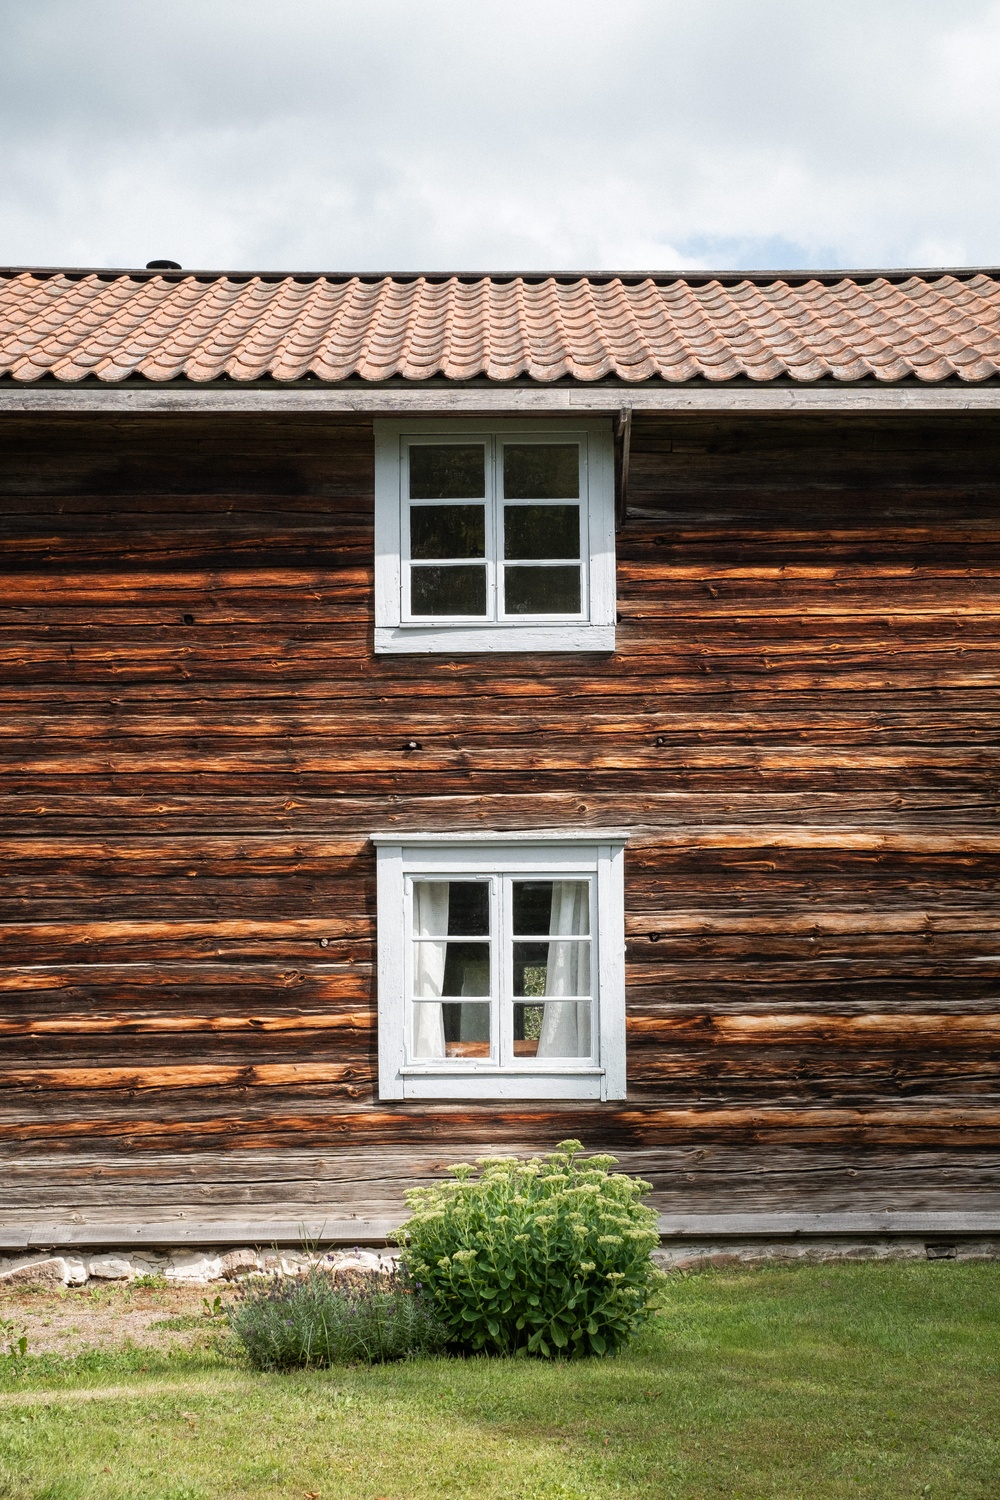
[[0, 1247, 399, 1287], [2, 1237, 999, 1287]]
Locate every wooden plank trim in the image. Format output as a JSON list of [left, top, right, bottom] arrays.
[[4, 1210, 1000, 1251], [4, 1219, 405, 1249], [658, 1211, 1000, 1237], [4, 385, 1000, 415]]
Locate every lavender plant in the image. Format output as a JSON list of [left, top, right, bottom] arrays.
[[227, 1264, 446, 1369], [394, 1141, 659, 1358]]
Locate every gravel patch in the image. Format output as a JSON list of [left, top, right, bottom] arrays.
[[0, 1282, 230, 1356]]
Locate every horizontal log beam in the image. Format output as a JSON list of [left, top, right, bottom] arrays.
[[2, 1209, 999, 1251], [4, 384, 1000, 415], [0, 1011, 371, 1037], [4, 825, 1000, 858], [3, 1103, 998, 1151], [0, 1062, 372, 1091]]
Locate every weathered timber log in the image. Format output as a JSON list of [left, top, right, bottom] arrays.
[[0, 1103, 998, 1153], [1, 409, 998, 1219]]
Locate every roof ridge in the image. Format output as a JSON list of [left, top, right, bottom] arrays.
[[2, 266, 1000, 289]]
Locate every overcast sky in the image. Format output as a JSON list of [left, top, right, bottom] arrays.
[[3, 0, 1000, 273]]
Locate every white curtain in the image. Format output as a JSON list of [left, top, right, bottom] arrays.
[[538, 880, 590, 1058], [412, 882, 448, 1059]]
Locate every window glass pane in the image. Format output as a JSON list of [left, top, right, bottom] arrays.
[[412, 881, 489, 937], [411, 505, 485, 560], [504, 504, 580, 560], [512, 881, 554, 936], [513, 940, 591, 998], [444, 941, 490, 997], [445, 882, 490, 936], [445, 1002, 491, 1057], [409, 444, 485, 499], [514, 1002, 591, 1058], [413, 1001, 491, 1059], [503, 444, 579, 499], [412, 941, 489, 997], [513, 943, 549, 996], [503, 565, 580, 615], [513, 880, 590, 935], [513, 1002, 545, 1053], [411, 564, 487, 616], [412, 881, 449, 940]]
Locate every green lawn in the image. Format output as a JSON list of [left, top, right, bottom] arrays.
[[0, 1262, 997, 1500]]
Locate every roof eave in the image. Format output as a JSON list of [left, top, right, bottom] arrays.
[[4, 377, 1000, 416]]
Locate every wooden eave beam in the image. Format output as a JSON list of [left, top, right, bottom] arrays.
[[3, 383, 1000, 414]]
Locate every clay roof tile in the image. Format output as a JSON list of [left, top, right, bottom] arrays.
[[2, 267, 999, 384]]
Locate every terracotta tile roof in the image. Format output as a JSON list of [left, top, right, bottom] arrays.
[[2, 268, 999, 384]]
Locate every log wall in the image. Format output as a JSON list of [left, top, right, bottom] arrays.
[[1, 408, 998, 1233]]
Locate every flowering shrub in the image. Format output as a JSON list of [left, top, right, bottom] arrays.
[[394, 1140, 659, 1358], [227, 1265, 446, 1369]]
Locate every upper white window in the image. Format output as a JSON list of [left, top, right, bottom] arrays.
[[374, 420, 616, 653], [373, 832, 627, 1100]]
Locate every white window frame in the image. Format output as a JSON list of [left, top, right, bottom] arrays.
[[373, 831, 627, 1100], [374, 419, 616, 653]]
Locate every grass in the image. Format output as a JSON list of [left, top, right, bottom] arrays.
[[0, 1262, 997, 1499]]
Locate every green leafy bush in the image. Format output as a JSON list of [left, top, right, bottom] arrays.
[[395, 1140, 659, 1358], [227, 1265, 446, 1369]]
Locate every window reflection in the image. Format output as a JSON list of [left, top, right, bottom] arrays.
[[411, 505, 486, 560], [503, 565, 581, 615], [503, 445, 579, 499], [411, 565, 487, 616], [504, 505, 580, 560], [409, 445, 485, 499]]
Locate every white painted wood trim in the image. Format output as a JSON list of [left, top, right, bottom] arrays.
[[373, 423, 402, 632], [395, 1074, 606, 1101], [374, 836, 628, 1101], [370, 830, 630, 846], [375, 844, 406, 1100], [375, 624, 615, 654], [587, 424, 616, 629], [5, 383, 1000, 414], [372, 418, 616, 655], [598, 842, 627, 1101]]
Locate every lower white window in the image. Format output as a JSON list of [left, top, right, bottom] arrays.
[[373, 832, 627, 1100]]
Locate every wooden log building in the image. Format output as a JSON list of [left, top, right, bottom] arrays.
[[1, 264, 999, 1254]]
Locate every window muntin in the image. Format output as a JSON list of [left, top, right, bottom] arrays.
[[402, 439, 587, 624], [407, 876, 593, 1065]]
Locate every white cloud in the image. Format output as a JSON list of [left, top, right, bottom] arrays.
[[1, 0, 999, 270]]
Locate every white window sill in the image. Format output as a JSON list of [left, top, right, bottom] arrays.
[[393, 1072, 609, 1101], [399, 1065, 604, 1077], [374, 623, 615, 654]]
